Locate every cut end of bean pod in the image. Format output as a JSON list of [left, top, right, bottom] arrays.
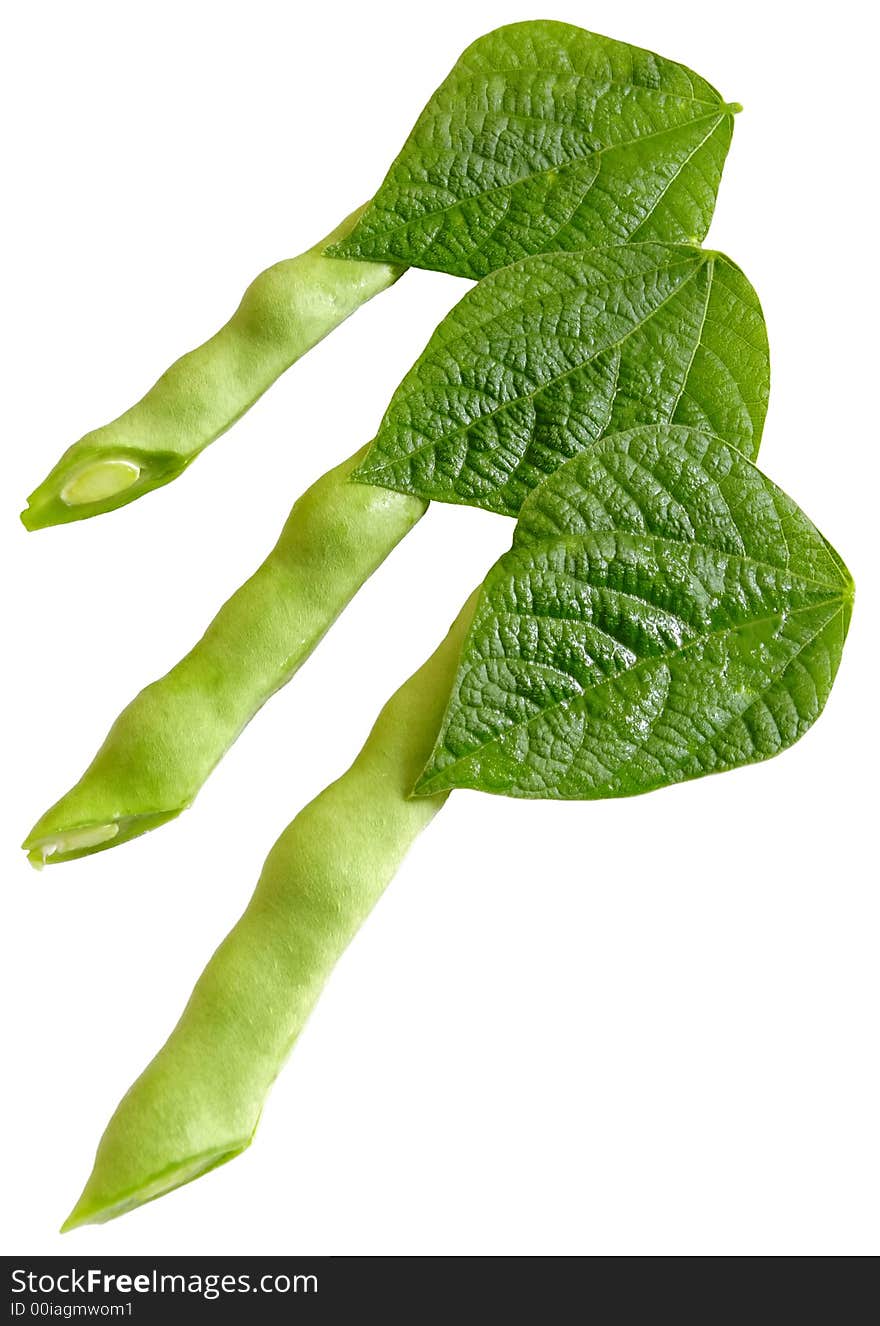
[[23, 810, 182, 868], [61, 1142, 251, 1231], [22, 204, 404, 532], [27, 822, 119, 868], [21, 451, 187, 531], [61, 458, 142, 505]]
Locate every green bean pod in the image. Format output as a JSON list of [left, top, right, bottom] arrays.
[[23, 450, 425, 866], [62, 594, 475, 1229], [21, 208, 404, 531]]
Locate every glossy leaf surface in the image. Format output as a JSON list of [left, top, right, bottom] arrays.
[[416, 426, 852, 799], [356, 246, 768, 513], [332, 21, 738, 277]]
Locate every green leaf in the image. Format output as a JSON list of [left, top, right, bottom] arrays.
[[330, 21, 738, 278], [355, 245, 768, 513], [415, 426, 853, 800]]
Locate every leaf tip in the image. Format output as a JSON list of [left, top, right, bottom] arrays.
[[726, 101, 744, 116]]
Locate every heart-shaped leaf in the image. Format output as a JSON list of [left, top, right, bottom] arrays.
[[355, 245, 769, 513], [331, 21, 738, 278], [415, 426, 852, 799]]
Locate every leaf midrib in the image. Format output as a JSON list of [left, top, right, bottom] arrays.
[[418, 595, 847, 794], [361, 252, 714, 484], [353, 108, 729, 250]]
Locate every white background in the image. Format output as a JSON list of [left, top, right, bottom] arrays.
[[2, 0, 877, 1257]]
